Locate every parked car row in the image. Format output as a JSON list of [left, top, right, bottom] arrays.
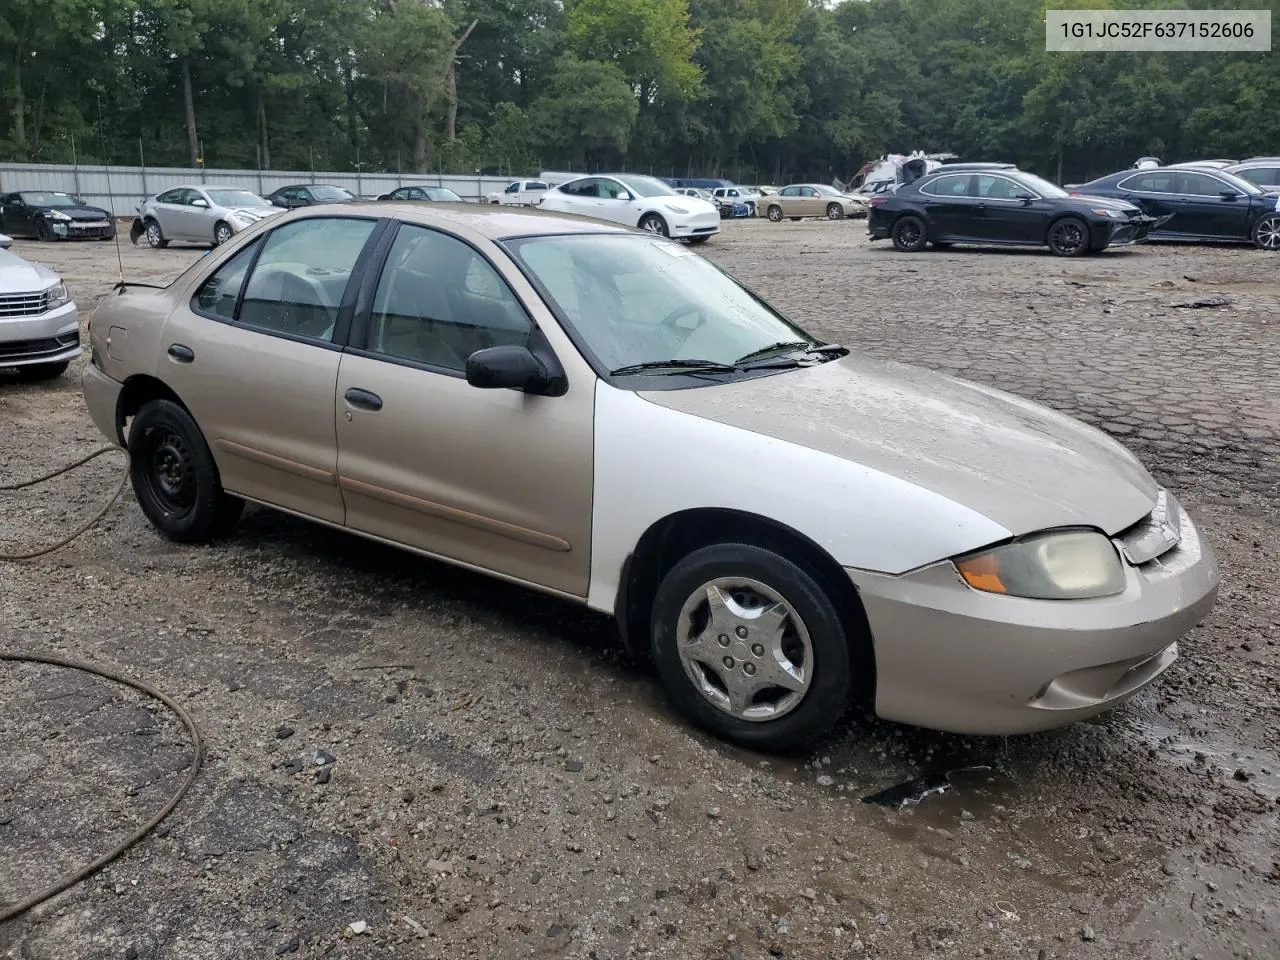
[[867, 159, 1280, 256]]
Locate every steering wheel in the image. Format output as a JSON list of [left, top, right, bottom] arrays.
[[659, 303, 705, 338]]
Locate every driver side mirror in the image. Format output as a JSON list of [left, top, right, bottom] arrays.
[[1016, 193, 1035, 204], [615, 191, 634, 202], [1219, 190, 1238, 201], [465, 345, 562, 395], [192, 198, 209, 208]]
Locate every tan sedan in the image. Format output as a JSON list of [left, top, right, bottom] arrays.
[[81, 203, 1217, 750], [763, 184, 868, 221]]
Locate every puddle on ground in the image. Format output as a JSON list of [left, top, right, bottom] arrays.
[[1127, 717, 1280, 794]]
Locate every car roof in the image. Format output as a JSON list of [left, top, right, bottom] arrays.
[[929, 162, 1018, 171], [278, 201, 637, 241]]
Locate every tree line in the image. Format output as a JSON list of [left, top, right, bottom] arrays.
[[2, 0, 1277, 186]]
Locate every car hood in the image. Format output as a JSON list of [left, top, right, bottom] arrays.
[[1063, 195, 1140, 214], [38, 204, 110, 220], [656, 195, 718, 216], [0, 248, 59, 293], [641, 355, 1158, 538]]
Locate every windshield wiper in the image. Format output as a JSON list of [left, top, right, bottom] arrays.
[[610, 358, 739, 376], [735, 341, 845, 364]]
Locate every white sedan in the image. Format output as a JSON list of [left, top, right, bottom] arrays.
[[537, 174, 720, 243], [486, 180, 551, 206]]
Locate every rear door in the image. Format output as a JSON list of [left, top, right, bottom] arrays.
[[1115, 172, 1180, 232], [918, 173, 977, 239], [334, 221, 595, 595], [159, 215, 382, 523]]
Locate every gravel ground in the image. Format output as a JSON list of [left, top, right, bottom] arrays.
[[1, 221, 1277, 960]]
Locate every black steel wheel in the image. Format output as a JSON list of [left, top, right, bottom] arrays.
[[891, 215, 927, 252], [128, 399, 242, 542], [1047, 216, 1089, 257]]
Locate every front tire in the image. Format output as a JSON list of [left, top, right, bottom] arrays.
[[1047, 216, 1089, 257], [16, 361, 70, 381], [891, 215, 928, 252], [128, 399, 243, 543], [35, 219, 55, 242], [638, 213, 669, 237], [826, 203, 844, 220], [213, 221, 234, 246], [650, 543, 853, 751], [766, 205, 783, 222], [1251, 214, 1280, 251]]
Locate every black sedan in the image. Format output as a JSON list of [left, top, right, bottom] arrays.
[[867, 165, 1156, 256], [376, 185, 464, 202], [265, 184, 358, 208], [1068, 166, 1280, 251], [0, 190, 116, 241]]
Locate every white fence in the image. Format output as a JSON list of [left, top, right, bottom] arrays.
[[0, 162, 523, 216]]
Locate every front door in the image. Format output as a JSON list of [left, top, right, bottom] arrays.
[[334, 221, 595, 596], [1173, 171, 1252, 239], [159, 215, 381, 523], [969, 174, 1047, 243]]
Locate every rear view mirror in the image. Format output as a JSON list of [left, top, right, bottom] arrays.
[[466, 345, 558, 394]]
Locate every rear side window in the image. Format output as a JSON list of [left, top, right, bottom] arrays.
[[1121, 173, 1176, 193], [921, 174, 972, 197], [193, 240, 261, 320], [237, 218, 377, 342]]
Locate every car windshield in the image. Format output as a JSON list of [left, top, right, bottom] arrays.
[[615, 175, 677, 198], [424, 188, 462, 201], [1015, 173, 1070, 198], [504, 234, 821, 375], [23, 192, 78, 207], [207, 189, 272, 209], [311, 185, 355, 200]]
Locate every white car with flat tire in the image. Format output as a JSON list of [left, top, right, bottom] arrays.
[[537, 174, 720, 243]]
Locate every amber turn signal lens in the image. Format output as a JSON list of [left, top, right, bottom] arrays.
[[956, 554, 1007, 594]]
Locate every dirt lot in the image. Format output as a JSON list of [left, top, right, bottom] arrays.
[[1, 221, 1277, 960]]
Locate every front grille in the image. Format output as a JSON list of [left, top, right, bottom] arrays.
[[0, 292, 50, 318], [0, 332, 79, 361]]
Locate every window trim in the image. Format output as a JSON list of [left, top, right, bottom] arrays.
[[1117, 171, 1244, 197], [918, 173, 974, 198], [187, 214, 387, 350], [345, 219, 546, 382], [970, 174, 1043, 203]]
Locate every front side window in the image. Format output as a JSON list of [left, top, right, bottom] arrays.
[[1177, 172, 1233, 197], [238, 218, 377, 342], [193, 240, 261, 319], [506, 234, 819, 375], [973, 175, 1024, 200], [368, 224, 531, 371], [505, 183, 520, 193]]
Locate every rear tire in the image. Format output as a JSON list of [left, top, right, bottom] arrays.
[[891, 215, 928, 252], [1047, 216, 1089, 257], [650, 542, 853, 751], [1251, 214, 1280, 251], [128, 399, 243, 543], [145, 219, 168, 249], [16, 361, 70, 381], [213, 221, 233, 246]]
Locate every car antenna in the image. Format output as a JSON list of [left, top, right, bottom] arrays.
[[96, 93, 127, 288]]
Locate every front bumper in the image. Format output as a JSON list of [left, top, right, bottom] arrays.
[[0, 300, 81, 368], [82, 363, 125, 445], [47, 218, 116, 240], [1095, 214, 1164, 249], [849, 503, 1219, 735], [669, 212, 721, 238]]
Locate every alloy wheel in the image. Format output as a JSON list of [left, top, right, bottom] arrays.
[[147, 222, 164, 248], [675, 577, 813, 722], [1049, 219, 1086, 256], [1254, 216, 1280, 251]]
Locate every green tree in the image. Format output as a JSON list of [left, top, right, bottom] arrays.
[[530, 54, 638, 168]]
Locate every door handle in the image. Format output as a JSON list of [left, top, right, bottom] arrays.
[[167, 343, 194, 363], [344, 387, 383, 411]]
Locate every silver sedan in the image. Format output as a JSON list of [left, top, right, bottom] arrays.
[[132, 185, 283, 248]]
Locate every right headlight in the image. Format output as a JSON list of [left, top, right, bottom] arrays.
[[45, 280, 72, 308], [953, 529, 1126, 600]]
